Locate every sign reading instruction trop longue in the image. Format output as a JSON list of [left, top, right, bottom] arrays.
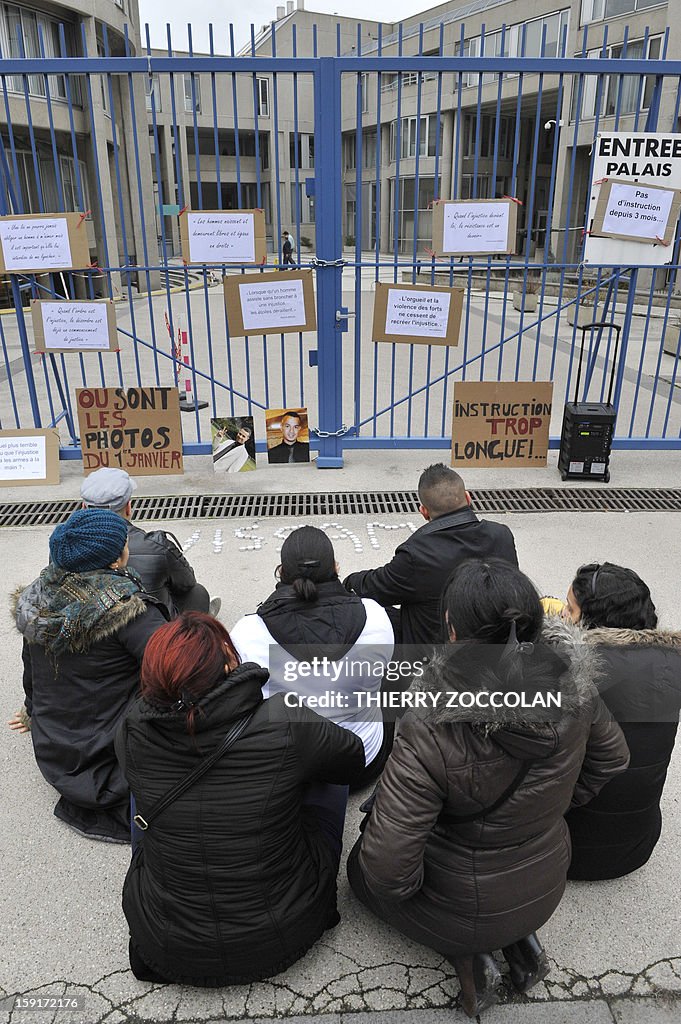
[[180, 209, 267, 265]]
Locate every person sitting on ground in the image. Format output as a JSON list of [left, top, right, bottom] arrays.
[[562, 562, 681, 880], [344, 464, 518, 648], [347, 559, 629, 1018], [231, 526, 395, 790], [10, 509, 168, 841], [80, 467, 220, 618], [117, 612, 364, 985]]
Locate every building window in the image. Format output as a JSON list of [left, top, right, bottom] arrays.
[[462, 115, 516, 160], [462, 10, 570, 87], [289, 133, 314, 170], [0, 4, 79, 102], [575, 35, 662, 120], [257, 77, 269, 118], [183, 74, 200, 113], [290, 182, 315, 223], [145, 74, 162, 113], [389, 115, 439, 161], [343, 130, 377, 172], [581, 0, 666, 24], [391, 176, 439, 253], [2, 149, 89, 215]]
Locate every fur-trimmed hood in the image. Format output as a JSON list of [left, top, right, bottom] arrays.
[[585, 627, 681, 649], [411, 616, 599, 739], [13, 564, 147, 657]]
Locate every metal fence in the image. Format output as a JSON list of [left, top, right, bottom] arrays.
[[1, 17, 681, 467]]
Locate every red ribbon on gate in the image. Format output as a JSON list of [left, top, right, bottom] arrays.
[[592, 177, 608, 186], [502, 195, 523, 205], [77, 210, 91, 227]]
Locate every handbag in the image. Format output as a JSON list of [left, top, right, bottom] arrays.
[[132, 711, 255, 831]]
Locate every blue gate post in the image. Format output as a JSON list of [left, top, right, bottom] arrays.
[[313, 57, 345, 468]]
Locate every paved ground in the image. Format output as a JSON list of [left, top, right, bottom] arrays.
[[1, 451, 681, 1024]]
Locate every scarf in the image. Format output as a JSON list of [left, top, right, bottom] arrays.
[[15, 563, 145, 657]]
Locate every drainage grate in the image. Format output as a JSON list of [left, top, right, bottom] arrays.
[[1, 488, 681, 528]]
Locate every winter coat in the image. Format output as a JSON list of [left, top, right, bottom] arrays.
[[566, 627, 681, 880], [116, 662, 364, 985], [126, 522, 198, 613], [343, 506, 518, 647], [231, 580, 394, 765], [15, 567, 167, 830], [347, 618, 630, 957]]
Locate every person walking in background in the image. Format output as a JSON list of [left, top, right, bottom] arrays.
[[344, 464, 518, 648], [231, 526, 395, 790], [10, 509, 168, 841], [282, 230, 296, 267], [80, 468, 220, 618], [347, 559, 629, 1017], [562, 562, 681, 880], [117, 612, 364, 985]]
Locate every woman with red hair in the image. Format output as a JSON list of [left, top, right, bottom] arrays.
[[116, 612, 363, 986]]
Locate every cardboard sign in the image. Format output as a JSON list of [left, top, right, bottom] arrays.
[[451, 381, 553, 468], [0, 428, 60, 486], [180, 209, 267, 265], [432, 199, 517, 257], [372, 282, 463, 346], [76, 387, 184, 476], [590, 178, 681, 246], [224, 269, 316, 336], [0, 213, 91, 273], [32, 300, 118, 353], [585, 133, 681, 266]]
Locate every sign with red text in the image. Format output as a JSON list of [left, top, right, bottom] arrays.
[[76, 387, 184, 476], [451, 381, 553, 468]]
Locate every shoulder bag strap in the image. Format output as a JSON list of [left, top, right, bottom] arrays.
[[438, 760, 533, 826], [133, 710, 255, 831]]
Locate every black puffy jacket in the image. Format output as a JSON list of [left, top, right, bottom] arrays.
[[566, 627, 681, 880], [116, 663, 364, 985], [126, 522, 197, 613]]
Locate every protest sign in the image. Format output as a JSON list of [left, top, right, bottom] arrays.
[[432, 199, 517, 257], [590, 178, 681, 246], [224, 269, 316, 336], [32, 300, 117, 353], [451, 381, 553, 468], [0, 428, 59, 486], [372, 282, 463, 346], [0, 213, 90, 273], [180, 209, 266, 265], [76, 387, 184, 476]]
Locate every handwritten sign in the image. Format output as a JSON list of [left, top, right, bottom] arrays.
[[32, 300, 117, 353], [76, 387, 184, 477], [372, 282, 463, 346], [224, 269, 317, 336], [591, 178, 681, 246], [451, 381, 553, 468], [180, 209, 267, 265], [433, 199, 516, 256], [0, 429, 59, 486], [0, 213, 90, 273]]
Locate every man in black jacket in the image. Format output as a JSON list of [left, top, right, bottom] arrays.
[[81, 468, 220, 617], [344, 463, 518, 647]]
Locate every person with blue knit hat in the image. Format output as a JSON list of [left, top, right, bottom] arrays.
[[11, 509, 168, 842]]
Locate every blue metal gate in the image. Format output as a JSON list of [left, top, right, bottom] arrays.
[[1, 15, 681, 467]]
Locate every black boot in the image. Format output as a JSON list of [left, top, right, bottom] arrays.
[[502, 933, 550, 994], [452, 953, 502, 1018]]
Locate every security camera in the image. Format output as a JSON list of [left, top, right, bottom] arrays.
[[544, 119, 564, 130]]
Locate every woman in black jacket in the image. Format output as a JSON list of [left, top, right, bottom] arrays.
[[117, 611, 364, 986], [563, 562, 681, 880], [11, 508, 167, 842]]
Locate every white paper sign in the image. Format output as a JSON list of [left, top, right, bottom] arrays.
[[600, 182, 675, 240], [0, 217, 72, 271], [239, 279, 306, 331], [41, 302, 111, 351], [187, 212, 255, 263], [0, 435, 46, 480], [386, 288, 451, 338], [443, 202, 510, 254]]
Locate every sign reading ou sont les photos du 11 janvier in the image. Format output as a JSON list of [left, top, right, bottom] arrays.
[[451, 381, 553, 468], [76, 387, 184, 476]]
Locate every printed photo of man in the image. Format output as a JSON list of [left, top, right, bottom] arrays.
[[266, 408, 310, 465], [211, 417, 256, 472]]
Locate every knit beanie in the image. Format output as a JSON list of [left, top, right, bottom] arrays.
[[49, 508, 129, 573]]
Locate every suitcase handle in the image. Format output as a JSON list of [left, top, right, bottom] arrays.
[[574, 322, 621, 406]]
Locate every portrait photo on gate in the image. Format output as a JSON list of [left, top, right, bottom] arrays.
[[265, 407, 310, 465], [211, 416, 256, 473]]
